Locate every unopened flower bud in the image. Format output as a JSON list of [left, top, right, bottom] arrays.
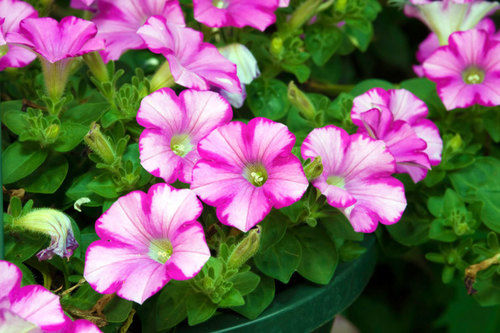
[[219, 44, 260, 85], [84, 122, 116, 165], [270, 37, 284, 57], [287, 0, 322, 32], [448, 134, 462, 152], [227, 228, 261, 269], [83, 51, 109, 83], [304, 156, 323, 181], [288, 81, 316, 120], [150, 60, 175, 92], [13, 208, 78, 260], [44, 123, 60, 142]]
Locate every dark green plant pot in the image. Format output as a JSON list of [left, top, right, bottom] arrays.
[[177, 236, 376, 333]]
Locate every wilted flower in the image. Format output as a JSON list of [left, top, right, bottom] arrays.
[[404, 0, 499, 45], [138, 15, 241, 93], [93, 0, 184, 62], [0, 260, 100, 332], [138, 88, 232, 183], [8, 16, 105, 99], [13, 208, 78, 261], [0, 0, 37, 71], [301, 126, 407, 233], [422, 28, 500, 110], [191, 118, 309, 232], [84, 184, 210, 304], [351, 88, 443, 182], [218, 43, 260, 108], [193, 0, 280, 31]]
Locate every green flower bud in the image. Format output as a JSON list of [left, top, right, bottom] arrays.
[[84, 122, 116, 165], [448, 134, 462, 152], [270, 37, 284, 57], [12, 208, 78, 261], [288, 81, 316, 121], [227, 228, 261, 269], [304, 156, 323, 181], [150, 60, 175, 93], [44, 123, 60, 142], [83, 51, 109, 83]]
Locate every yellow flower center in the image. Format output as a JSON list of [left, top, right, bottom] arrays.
[[244, 164, 268, 187], [462, 66, 485, 85], [170, 134, 193, 157], [149, 239, 173, 264]]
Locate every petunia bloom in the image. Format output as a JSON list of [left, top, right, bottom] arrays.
[[413, 18, 496, 76], [191, 117, 309, 232], [93, 0, 185, 62], [422, 28, 500, 110], [301, 126, 407, 233], [0, 260, 86, 332], [84, 184, 210, 304], [70, 0, 97, 11], [193, 0, 280, 31], [351, 88, 443, 182], [0, 0, 37, 71], [404, 0, 499, 45], [13, 208, 79, 261], [138, 15, 241, 93], [218, 43, 260, 108], [8, 16, 104, 99], [138, 88, 232, 184]]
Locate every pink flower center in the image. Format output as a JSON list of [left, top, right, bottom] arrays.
[[462, 66, 485, 85], [244, 164, 268, 187], [213, 0, 229, 9], [327, 175, 345, 188], [149, 239, 173, 264], [170, 134, 193, 157]]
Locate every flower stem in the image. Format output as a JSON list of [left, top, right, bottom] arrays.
[[306, 81, 355, 95], [150, 60, 175, 92]]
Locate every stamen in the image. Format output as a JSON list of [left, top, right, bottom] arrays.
[[149, 239, 173, 264], [213, 0, 229, 9], [244, 164, 268, 187], [462, 66, 485, 85], [170, 134, 193, 157]]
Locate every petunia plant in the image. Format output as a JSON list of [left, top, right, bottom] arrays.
[[1, 0, 500, 331]]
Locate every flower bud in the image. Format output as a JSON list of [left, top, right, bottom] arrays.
[[304, 156, 323, 181], [287, 0, 323, 32], [218, 44, 260, 85], [227, 228, 261, 269], [84, 122, 116, 165], [13, 208, 78, 260], [44, 123, 60, 142], [150, 60, 175, 93], [448, 134, 462, 152], [288, 81, 316, 120], [270, 37, 284, 57]]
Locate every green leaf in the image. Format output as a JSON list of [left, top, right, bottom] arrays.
[[87, 174, 119, 199], [219, 288, 245, 308], [1, 100, 28, 135], [2, 142, 48, 184], [231, 275, 275, 320], [61, 102, 108, 126], [52, 122, 88, 152], [254, 232, 301, 283], [321, 214, 363, 241], [247, 78, 290, 120], [305, 26, 342, 66], [19, 154, 68, 194], [103, 297, 133, 323], [281, 63, 311, 83], [294, 225, 338, 285], [13, 261, 36, 286], [229, 271, 260, 296], [483, 109, 500, 142], [473, 274, 500, 307], [156, 281, 190, 330], [259, 210, 288, 252], [186, 293, 217, 326], [450, 157, 500, 233], [65, 170, 102, 204], [5, 233, 47, 263], [9, 197, 22, 218], [344, 18, 373, 52], [428, 219, 457, 243], [61, 282, 101, 311]]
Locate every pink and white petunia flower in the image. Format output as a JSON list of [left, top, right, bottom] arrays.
[[191, 117, 309, 232], [422, 28, 500, 110], [84, 184, 210, 304], [301, 126, 407, 233], [70, 0, 97, 11], [93, 0, 184, 62], [138, 15, 241, 93], [413, 18, 496, 76], [404, 0, 499, 45], [138, 88, 232, 184], [8, 16, 105, 99], [351, 88, 443, 182], [193, 0, 280, 31], [0, 260, 76, 332], [218, 43, 260, 108], [0, 0, 37, 71]]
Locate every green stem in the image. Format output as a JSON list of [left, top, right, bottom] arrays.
[[306, 81, 355, 95], [150, 60, 175, 92]]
